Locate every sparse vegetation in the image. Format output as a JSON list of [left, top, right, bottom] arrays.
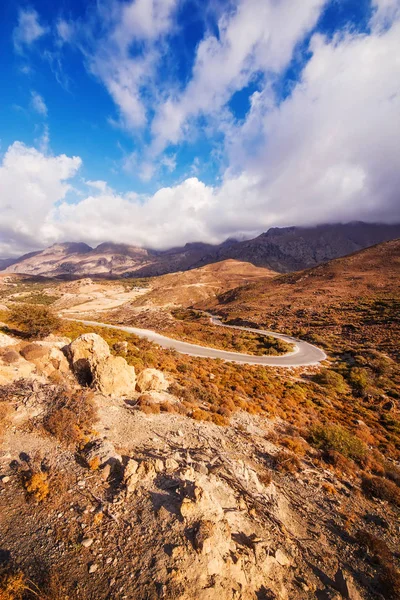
[[361, 474, 400, 506], [8, 304, 60, 339], [308, 423, 367, 462], [43, 388, 97, 447]]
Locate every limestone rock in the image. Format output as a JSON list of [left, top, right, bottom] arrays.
[[92, 355, 136, 397], [180, 480, 224, 523], [165, 458, 179, 472], [0, 333, 18, 347], [124, 459, 157, 494], [82, 439, 121, 469], [136, 368, 169, 393], [68, 333, 110, 384], [21, 342, 70, 377], [0, 355, 36, 385], [274, 549, 291, 567]]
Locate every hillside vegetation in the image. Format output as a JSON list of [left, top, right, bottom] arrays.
[[0, 241, 399, 600]]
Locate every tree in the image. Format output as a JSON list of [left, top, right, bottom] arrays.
[[8, 304, 61, 339]]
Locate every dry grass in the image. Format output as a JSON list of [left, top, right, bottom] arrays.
[[43, 388, 97, 447], [272, 450, 302, 473], [23, 471, 50, 502], [356, 530, 400, 600], [361, 475, 400, 506]]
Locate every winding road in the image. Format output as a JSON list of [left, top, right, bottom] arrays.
[[69, 315, 326, 367]]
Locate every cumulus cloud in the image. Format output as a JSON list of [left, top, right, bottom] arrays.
[[0, 143, 81, 257], [151, 0, 325, 153], [13, 8, 48, 53], [83, 0, 179, 130], [30, 91, 47, 116], [2, 3, 400, 257]]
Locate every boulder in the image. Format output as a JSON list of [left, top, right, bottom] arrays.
[[124, 459, 157, 494], [0, 355, 36, 385], [136, 368, 169, 393], [92, 355, 136, 397], [67, 333, 110, 384], [20, 342, 70, 377], [67, 333, 137, 396], [82, 439, 121, 469]]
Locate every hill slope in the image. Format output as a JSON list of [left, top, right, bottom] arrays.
[[3, 222, 400, 277], [204, 239, 400, 357]]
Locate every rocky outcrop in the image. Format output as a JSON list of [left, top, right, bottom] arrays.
[[92, 355, 136, 397], [136, 368, 169, 393], [67, 333, 137, 397], [20, 342, 70, 378], [0, 354, 36, 385], [68, 333, 110, 384], [82, 438, 121, 469], [0, 333, 18, 348]]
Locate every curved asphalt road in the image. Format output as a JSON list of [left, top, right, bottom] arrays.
[[69, 315, 326, 368]]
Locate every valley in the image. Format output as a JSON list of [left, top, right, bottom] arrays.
[[0, 240, 399, 600]]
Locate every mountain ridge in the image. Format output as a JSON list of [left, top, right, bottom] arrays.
[[2, 221, 400, 278]]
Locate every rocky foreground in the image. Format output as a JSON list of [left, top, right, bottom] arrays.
[[0, 330, 399, 599]]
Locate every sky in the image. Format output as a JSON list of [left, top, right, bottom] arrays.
[[0, 0, 399, 257]]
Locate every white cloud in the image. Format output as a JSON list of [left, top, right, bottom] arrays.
[[30, 91, 47, 116], [2, 5, 400, 258], [13, 8, 48, 53], [0, 142, 81, 256], [56, 19, 74, 45], [150, 0, 325, 153], [371, 0, 400, 30], [85, 0, 179, 131]]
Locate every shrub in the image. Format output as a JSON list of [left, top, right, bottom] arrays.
[[348, 367, 372, 397], [308, 423, 367, 462], [210, 413, 229, 426], [43, 389, 97, 447], [361, 475, 400, 506], [138, 397, 160, 414], [24, 471, 49, 502], [272, 450, 301, 473], [322, 449, 357, 474], [8, 304, 60, 339], [279, 436, 308, 456], [0, 570, 27, 600], [192, 408, 210, 421], [356, 530, 400, 599], [314, 369, 348, 394]]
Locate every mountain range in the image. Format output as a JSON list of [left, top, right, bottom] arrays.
[[2, 221, 400, 278]]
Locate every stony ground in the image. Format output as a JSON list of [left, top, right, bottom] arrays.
[[0, 325, 399, 600]]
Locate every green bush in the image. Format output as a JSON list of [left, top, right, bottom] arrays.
[[8, 303, 61, 339], [313, 369, 348, 394], [348, 367, 372, 397], [308, 423, 367, 462]]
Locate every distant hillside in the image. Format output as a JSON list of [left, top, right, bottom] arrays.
[[203, 239, 400, 357], [2, 222, 400, 278], [129, 259, 276, 308]]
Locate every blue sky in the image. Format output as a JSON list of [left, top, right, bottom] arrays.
[[0, 0, 399, 256]]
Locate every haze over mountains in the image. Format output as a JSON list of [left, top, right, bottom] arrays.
[[2, 222, 400, 278]]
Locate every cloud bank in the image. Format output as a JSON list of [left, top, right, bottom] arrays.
[[2, 0, 400, 257]]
